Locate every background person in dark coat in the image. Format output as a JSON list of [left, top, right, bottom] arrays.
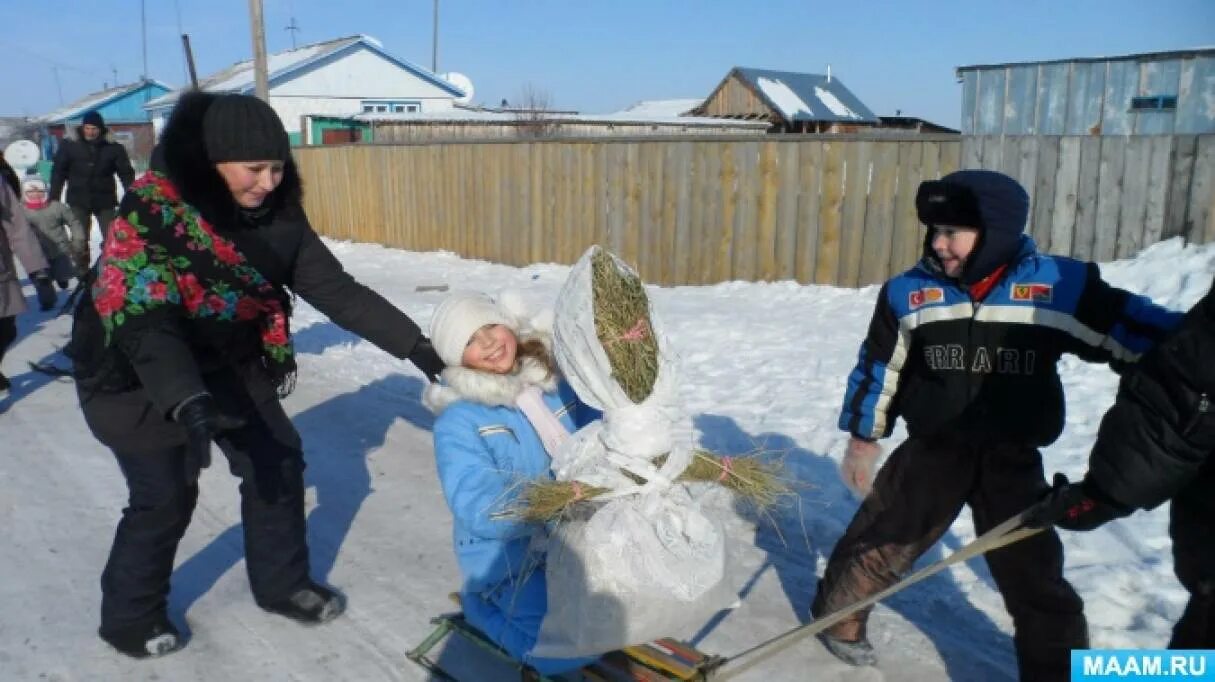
[[68, 91, 445, 659], [1029, 275, 1215, 648], [49, 110, 135, 274]]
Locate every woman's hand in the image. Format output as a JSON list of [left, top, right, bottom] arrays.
[[408, 337, 445, 382]]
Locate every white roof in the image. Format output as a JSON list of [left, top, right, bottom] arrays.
[[354, 106, 765, 128], [610, 98, 704, 118], [38, 80, 173, 124], [144, 34, 461, 110]]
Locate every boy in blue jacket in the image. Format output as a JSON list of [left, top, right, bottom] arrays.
[[424, 292, 601, 677], [811, 170, 1182, 681]]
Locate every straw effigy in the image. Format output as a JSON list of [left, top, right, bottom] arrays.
[[500, 247, 790, 523], [502, 451, 791, 523], [590, 249, 658, 403]]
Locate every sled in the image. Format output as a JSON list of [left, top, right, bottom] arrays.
[[405, 612, 723, 681]]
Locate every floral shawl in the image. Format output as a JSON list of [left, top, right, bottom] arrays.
[[92, 171, 296, 393]]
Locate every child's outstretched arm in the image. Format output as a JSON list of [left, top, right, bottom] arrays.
[[1066, 262, 1184, 371], [434, 410, 536, 540], [838, 282, 908, 441]]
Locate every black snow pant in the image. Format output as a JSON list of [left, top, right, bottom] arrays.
[[811, 433, 1088, 682], [80, 365, 310, 635], [0, 315, 15, 369], [1169, 455, 1215, 648]]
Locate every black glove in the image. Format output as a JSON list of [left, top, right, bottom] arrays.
[[1023, 473, 1132, 531], [408, 337, 445, 382], [32, 270, 57, 311], [173, 394, 247, 485]]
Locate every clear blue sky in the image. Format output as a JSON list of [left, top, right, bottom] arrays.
[[3, 0, 1212, 127]]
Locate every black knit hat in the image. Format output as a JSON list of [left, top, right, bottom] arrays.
[[82, 110, 105, 129], [202, 94, 290, 162]]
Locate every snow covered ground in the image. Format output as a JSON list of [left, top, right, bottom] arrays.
[[2, 234, 1212, 681]]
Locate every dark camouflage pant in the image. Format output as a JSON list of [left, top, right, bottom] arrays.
[[811, 433, 1087, 682]]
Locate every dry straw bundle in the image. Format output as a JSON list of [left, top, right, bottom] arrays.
[[502, 451, 790, 523], [591, 249, 658, 403]]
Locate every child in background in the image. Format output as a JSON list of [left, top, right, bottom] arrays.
[[20, 176, 79, 294], [811, 169, 1182, 681], [424, 292, 602, 678]]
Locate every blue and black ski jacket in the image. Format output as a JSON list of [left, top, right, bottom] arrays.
[[839, 236, 1182, 447]]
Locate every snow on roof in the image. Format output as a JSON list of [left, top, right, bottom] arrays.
[[353, 107, 766, 128], [611, 98, 704, 118], [38, 79, 173, 124], [145, 36, 362, 109], [144, 35, 462, 110], [732, 67, 878, 124]]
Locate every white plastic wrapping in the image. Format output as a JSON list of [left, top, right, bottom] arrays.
[[532, 247, 734, 658]]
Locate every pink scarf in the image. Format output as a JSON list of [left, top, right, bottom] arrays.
[[23, 198, 49, 211], [514, 385, 571, 457]]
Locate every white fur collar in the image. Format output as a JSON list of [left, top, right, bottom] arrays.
[[423, 346, 558, 414]]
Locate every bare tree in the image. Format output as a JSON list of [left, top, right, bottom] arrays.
[[513, 83, 558, 138]]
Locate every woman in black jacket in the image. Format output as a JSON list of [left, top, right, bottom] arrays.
[[1031, 275, 1215, 647], [69, 91, 445, 659]]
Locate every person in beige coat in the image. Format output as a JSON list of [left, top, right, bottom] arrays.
[[0, 159, 51, 394]]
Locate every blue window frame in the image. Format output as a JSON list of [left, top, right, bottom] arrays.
[[361, 99, 421, 114]]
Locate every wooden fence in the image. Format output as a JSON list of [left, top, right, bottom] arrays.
[[963, 135, 1215, 262], [294, 133, 1214, 287]]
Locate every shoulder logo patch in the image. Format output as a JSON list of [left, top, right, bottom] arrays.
[[909, 287, 945, 309], [1011, 283, 1053, 303]]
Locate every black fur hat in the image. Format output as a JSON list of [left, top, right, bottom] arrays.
[[916, 170, 1030, 285]]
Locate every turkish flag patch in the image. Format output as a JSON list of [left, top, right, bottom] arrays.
[[909, 287, 944, 309]]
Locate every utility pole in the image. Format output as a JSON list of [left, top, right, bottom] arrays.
[[431, 0, 439, 73], [248, 0, 270, 101], [182, 34, 199, 88], [141, 0, 149, 79], [52, 66, 64, 105], [285, 17, 300, 49]]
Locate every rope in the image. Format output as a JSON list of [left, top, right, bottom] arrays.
[[704, 508, 1043, 680]]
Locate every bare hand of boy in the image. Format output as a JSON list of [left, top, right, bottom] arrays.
[[841, 437, 881, 497]]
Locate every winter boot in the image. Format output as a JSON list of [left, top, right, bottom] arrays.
[[818, 632, 878, 666], [261, 582, 345, 625], [0, 372, 9, 394], [99, 615, 184, 659]]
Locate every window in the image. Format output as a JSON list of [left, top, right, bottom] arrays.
[[1130, 95, 1178, 112], [360, 99, 422, 114]]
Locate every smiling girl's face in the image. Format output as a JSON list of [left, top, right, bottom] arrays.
[[461, 324, 519, 374]]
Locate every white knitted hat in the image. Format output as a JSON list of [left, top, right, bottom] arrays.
[[21, 176, 47, 193], [429, 293, 514, 367]]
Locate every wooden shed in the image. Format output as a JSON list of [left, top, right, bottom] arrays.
[[690, 67, 880, 133]]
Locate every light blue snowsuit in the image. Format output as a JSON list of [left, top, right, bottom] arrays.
[[432, 374, 600, 675]]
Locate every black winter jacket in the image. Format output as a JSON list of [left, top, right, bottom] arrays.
[[70, 92, 424, 416], [1087, 277, 1215, 510], [49, 130, 135, 210]]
